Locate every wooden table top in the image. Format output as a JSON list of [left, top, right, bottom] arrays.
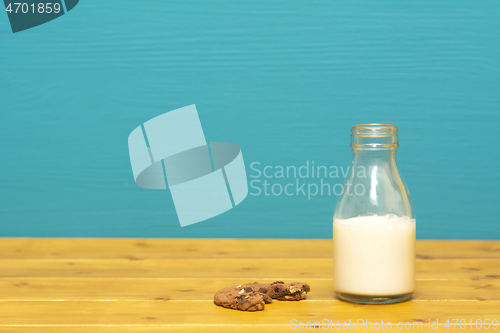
[[0, 239, 499, 332]]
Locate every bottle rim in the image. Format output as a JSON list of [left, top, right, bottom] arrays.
[[351, 123, 398, 137]]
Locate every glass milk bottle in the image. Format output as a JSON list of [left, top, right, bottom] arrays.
[[333, 124, 415, 304]]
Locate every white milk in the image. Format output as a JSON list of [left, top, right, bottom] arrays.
[[333, 214, 415, 296]]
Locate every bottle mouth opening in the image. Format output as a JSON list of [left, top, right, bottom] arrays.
[[350, 124, 399, 149], [351, 124, 398, 137]]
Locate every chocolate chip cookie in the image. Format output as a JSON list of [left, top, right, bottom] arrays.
[[214, 282, 272, 312], [265, 281, 311, 301]]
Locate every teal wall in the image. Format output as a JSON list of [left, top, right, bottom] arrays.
[[1, 0, 499, 239]]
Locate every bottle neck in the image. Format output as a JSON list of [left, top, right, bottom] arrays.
[[350, 148, 398, 178], [352, 147, 396, 161]]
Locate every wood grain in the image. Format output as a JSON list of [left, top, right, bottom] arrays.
[[0, 239, 498, 332], [0, 278, 498, 301], [1, 300, 499, 324], [1, 239, 498, 259], [1, 258, 498, 279]]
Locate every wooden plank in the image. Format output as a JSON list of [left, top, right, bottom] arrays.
[[0, 258, 498, 279], [0, 239, 332, 259], [0, 278, 499, 301], [0, 326, 495, 333], [0, 239, 498, 259], [0, 300, 499, 325], [416, 240, 500, 259], [0, 327, 309, 333], [0, 324, 318, 333]]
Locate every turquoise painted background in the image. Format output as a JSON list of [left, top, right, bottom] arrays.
[[1, 0, 499, 239]]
